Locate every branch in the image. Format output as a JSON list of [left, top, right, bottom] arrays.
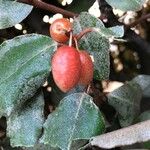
[[90, 120, 150, 149], [17, 0, 78, 18], [75, 28, 95, 40], [127, 13, 150, 28]]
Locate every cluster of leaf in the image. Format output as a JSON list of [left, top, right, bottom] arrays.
[[0, 0, 149, 150]]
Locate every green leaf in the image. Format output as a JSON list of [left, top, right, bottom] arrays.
[[65, 0, 94, 13], [89, 26, 124, 39], [48, 74, 85, 106], [105, 0, 146, 11], [107, 81, 142, 127], [107, 26, 124, 38], [0, 34, 57, 117], [22, 144, 58, 150], [73, 13, 124, 80], [133, 75, 150, 97], [40, 93, 105, 150], [7, 92, 45, 147], [73, 12, 104, 31], [143, 141, 150, 149], [0, 138, 21, 150], [134, 110, 150, 124], [138, 110, 150, 122], [73, 12, 110, 80], [23, 141, 87, 150], [0, 0, 33, 29]]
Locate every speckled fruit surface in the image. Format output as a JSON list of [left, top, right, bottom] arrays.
[[50, 18, 72, 43], [52, 45, 81, 92], [78, 51, 94, 86]]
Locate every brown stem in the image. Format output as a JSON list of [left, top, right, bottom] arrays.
[[69, 31, 73, 47], [73, 37, 79, 50], [17, 0, 78, 18], [127, 13, 150, 28], [86, 84, 91, 94], [75, 28, 96, 41]]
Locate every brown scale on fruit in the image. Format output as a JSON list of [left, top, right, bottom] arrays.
[[50, 18, 72, 43]]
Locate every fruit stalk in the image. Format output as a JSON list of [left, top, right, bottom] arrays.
[[75, 28, 96, 41]]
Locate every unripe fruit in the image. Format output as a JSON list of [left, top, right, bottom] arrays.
[[52, 46, 81, 92], [78, 51, 94, 86], [50, 18, 72, 43]]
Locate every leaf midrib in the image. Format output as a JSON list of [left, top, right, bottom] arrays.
[[67, 93, 86, 150]]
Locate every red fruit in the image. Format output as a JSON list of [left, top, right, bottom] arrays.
[[52, 46, 81, 92], [50, 18, 72, 43], [78, 51, 94, 86]]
